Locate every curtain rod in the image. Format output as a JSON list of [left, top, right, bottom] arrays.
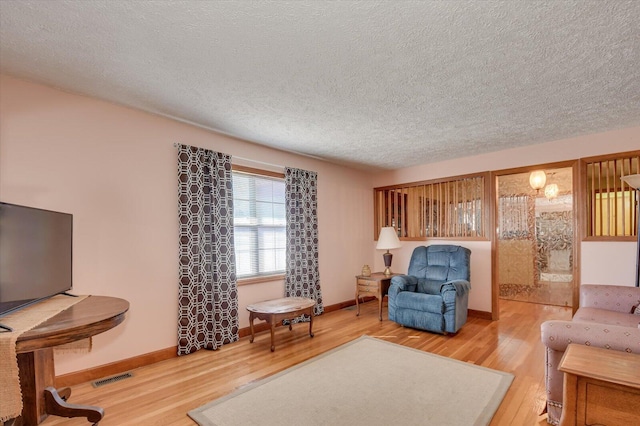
[[173, 143, 285, 170]]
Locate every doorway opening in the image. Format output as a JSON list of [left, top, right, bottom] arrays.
[[496, 166, 575, 307]]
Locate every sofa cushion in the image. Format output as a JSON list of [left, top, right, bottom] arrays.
[[395, 291, 444, 313], [573, 307, 640, 328]]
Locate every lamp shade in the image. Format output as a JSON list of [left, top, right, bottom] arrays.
[[376, 227, 401, 250], [529, 170, 546, 191], [544, 184, 559, 200], [621, 174, 640, 190]]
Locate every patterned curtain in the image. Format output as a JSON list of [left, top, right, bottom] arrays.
[[177, 144, 238, 355], [285, 167, 324, 317]]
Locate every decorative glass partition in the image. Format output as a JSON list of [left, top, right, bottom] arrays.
[[374, 173, 488, 240], [497, 167, 574, 307]]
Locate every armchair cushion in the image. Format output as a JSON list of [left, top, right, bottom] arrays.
[[408, 245, 471, 282], [395, 292, 444, 313], [418, 279, 449, 295]]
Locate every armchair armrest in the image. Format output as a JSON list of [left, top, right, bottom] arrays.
[[580, 284, 640, 313], [441, 280, 471, 295], [440, 279, 471, 306], [541, 320, 640, 353], [389, 275, 417, 300]]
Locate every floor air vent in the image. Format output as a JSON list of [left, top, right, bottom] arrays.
[[92, 371, 133, 388]]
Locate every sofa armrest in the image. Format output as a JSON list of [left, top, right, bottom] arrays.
[[580, 284, 640, 313], [541, 320, 640, 353], [389, 275, 417, 300]]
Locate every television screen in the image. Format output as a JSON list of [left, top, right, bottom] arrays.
[[0, 202, 73, 317]]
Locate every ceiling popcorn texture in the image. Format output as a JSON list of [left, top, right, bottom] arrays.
[[1, 1, 639, 170]]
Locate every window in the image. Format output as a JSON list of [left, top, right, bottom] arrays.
[[374, 173, 488, 240], [584, 151, 639, 239], [233, 169, 286, 280]]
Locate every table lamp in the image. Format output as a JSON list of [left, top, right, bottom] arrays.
[[621, 174, 640, 287], [376, 227, 402, 275]]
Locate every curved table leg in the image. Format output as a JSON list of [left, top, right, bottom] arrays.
[[270, 316, 276, 352], [44, 386, 104, 424], [249, 312, 255, 343]]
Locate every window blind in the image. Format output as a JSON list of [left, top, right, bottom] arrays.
[[233, 172, 286, 278]]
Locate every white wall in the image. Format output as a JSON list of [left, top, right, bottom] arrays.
[[582, 241, 637, 285], [0, 75, 374, 374], [373, 127, 640, 313]]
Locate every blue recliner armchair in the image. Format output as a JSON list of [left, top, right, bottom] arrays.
[[388, 245, 471, 334]]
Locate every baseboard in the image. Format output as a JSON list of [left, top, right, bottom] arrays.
[[56, 297, 364, 387], [468, 309, 492, 320], [55, 346, 178, 388], [324, 296, 374, 313]]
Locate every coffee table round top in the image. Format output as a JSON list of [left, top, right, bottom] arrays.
[[246, 297, 315, 314]]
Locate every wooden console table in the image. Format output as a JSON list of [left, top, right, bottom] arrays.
[[14, 295, 129, 425], [558, 343, 640, 425]]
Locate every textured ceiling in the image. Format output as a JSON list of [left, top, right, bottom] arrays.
[[1, 1, 639, 170]]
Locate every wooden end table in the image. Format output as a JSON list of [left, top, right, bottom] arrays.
[[558, 343, 640, 425], [355, 273, 396, 321], [246, 297, 315, 352]]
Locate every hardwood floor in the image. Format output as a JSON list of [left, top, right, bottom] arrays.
[[42, 299, 571, 425]]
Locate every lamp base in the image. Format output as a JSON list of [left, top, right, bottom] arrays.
[[382, 251, 393, 276]]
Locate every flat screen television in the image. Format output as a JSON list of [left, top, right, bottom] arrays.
[[0, 202, 73, 323]]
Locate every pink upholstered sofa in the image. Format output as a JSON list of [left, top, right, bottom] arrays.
[[540, 284, 640, 425]]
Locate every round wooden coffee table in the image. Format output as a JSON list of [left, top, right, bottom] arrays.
[[246, 297, 315, 352]]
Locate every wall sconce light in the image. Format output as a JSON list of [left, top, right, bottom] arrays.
[[544, 183, 559, 200], [621, 174, 640, 288], [529, 170, 546, 192], [376, 227, 402, 276]]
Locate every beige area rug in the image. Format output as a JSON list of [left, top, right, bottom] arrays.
[[189, 336, 514, 426], [0, 294, 89, 422]]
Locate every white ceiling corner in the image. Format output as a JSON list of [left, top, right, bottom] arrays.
[[1, 0, 639, 170]]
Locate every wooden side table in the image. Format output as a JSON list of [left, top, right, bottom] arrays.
[[558, 343, 640, 425], [355, 273, 396, 321]]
